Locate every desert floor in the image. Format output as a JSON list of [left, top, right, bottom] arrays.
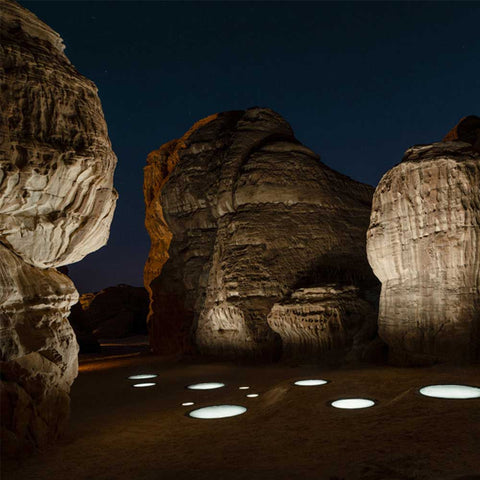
[[4, 344, 480, 480]]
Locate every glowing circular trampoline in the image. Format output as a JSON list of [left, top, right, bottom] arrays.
[[132, 383, 156, 388], [294, 379, 328, 387], [128, 374, 158, 380], [246, 394, 259, 398], [187, 382, 225, 390], [330, 398, 375, 409], [419, 384, 480, 399], [188, 405, 247, 419]]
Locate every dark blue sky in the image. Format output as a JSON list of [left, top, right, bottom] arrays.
[[23, 1, 480, 293]]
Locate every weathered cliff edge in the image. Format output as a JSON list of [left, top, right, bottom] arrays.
[[145, 108, 378, 361], [367, 116, 480, 365], [0, 0, 117, 455]]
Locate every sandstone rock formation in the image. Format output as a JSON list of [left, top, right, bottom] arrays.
[[367, 116, 480, 365], [443, 115, 480, 152], [144, 108, 378, 360], [0, 0, 117, 455], [69, 285, 149, 345], [267, 286, 378, 363]]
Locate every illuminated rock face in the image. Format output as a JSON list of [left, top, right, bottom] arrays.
[[0, 0, 117, 454], [267, 286, 377, 362], [145, 107, 377, 359], [367, 118, 480, 365], [0, 245, 79, 455]]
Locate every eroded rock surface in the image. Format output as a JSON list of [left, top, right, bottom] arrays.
[[145, 108, 377, 359], [367, 117, 480, 365], [267, 286, 378, 362], [0, 1, 117, 268], [0, 0, 117, 455], [0, 245, 78, 455]]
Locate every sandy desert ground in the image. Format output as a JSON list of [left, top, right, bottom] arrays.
[[3, 346, 480, 480]]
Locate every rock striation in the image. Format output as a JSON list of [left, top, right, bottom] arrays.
[[0, 0, 117, 455], [144, 108, 378, 360], [367, 116, 480, 365], [0, 1, 117, 268], [267, 286, 378, 363]]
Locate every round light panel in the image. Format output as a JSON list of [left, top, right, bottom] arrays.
[[294, 379, 328, 386], [187, 382, 225, 390], [330, 398, 375, 409], [419, 384, 480, 399], [128, 374, 157, 380], [188, 405, 247, 419]]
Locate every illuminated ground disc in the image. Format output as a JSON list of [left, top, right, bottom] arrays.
[[128, 374, 158, 380], [239, 386, 250, 390], [132, 383, 156, 388], [188, 405, 247, 419], [419, 385, 480, 399], [330, 398, 375, 409], [246, 394, 259, 398], [182, 402, 194, 406], [294, 379, 328, 386], [187, 382, 225, 390]]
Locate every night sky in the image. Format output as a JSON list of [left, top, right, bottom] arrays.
[[22, 1, 480, 293]]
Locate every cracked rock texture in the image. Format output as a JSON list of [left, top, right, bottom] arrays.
[[0, 0, 117, 455], [367, 116, 480, 365], [144, 108, 377, 359]]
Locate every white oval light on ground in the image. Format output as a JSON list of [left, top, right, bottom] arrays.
[[239, 386, 250, 390], [128, 374, 158, 380], [294, 379, 328, 386], [331, 398, 375, 409], [132, 383, 156, 388], [246, 394, 259, 398], [182, 402, 194, 406], [187, 382, 225, 390], [419, 385, 480, 399], [188, 405, 247, 419]]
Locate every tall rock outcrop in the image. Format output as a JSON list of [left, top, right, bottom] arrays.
[[0, 0, 117, 455], [144, 108, 378, 360], [367, 116, 480, 365]]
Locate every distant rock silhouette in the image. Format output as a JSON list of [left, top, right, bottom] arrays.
[[69, 285, 149, 349]]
